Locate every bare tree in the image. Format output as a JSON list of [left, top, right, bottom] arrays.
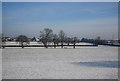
[[53, 34, 59, 48], [72, 37, 79, 48], [64, 37, 72, 46], [17, 35, 29, 48], [0, 34, 3, 48], [59, 30, 65, 48], [2, 34, 6, 48], [40, 28, 53, 48]]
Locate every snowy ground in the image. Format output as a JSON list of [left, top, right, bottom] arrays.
[[4, 42, 93, 45], [2, 44, 118, 79], [0, 49, 2, 80]]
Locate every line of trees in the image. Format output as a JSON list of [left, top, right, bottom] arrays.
[[81, 37, 108, 45], [2, 28, 80, 48], [39, 28, 80, 48]]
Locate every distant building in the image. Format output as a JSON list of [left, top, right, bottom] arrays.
[[107, 40, 120, 45], [31, 37, 40, 42]]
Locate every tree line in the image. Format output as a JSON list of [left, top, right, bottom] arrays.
[[39, 28, 80, 48], [81, 37, 108, 45], [2, 28, 116, 48], [2, 28, 80, 48]]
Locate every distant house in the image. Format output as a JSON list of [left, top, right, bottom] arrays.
[[113, 40, 120, 45], [107, 40, 113, 45], [31, 37, 40, 42], [31, 37, 36, 41], [36, 38, 40, 42], [2, 37, 12, 41], [107, 40, 120, 45]]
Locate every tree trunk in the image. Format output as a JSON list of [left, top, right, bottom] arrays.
[[43, 42, 48, 48], [61, 42, 63, 48], [45, 44, 48, 48], [73, 42, 75, 48], [54, 42, 56, 48], [21, 42, 24, 48], [68, 42, 69, 46]]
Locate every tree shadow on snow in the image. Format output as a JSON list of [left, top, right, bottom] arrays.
[[71, 61, 120, 68]]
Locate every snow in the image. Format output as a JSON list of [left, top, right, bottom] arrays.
[[0, 49, 2, 80], [2, 44, 118, 79], [3, 42, 95, 49], [4, 42, 93, 46]]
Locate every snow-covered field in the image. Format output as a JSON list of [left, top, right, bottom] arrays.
[[4, 42, 93, 45], [2, 43, 118, 79], [0, 49, 2, 80]]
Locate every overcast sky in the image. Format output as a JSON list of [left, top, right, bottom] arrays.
[[2, 2, 118, 40]]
